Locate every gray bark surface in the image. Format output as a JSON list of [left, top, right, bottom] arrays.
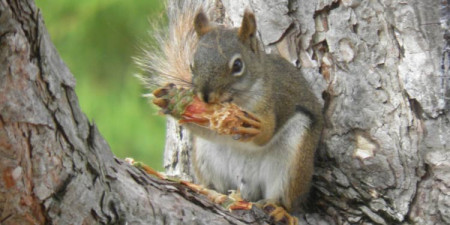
[[164, 0, 450, 224], [1, 0, 448, 224], [0, 0, 271, 224]]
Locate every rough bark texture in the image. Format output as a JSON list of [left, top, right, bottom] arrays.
[[0, 0, 272, 224], [1, 0, 448, 224], [164, 0, 450, 224]]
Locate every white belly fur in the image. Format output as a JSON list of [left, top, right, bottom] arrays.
[[194, 112, 311, 203]]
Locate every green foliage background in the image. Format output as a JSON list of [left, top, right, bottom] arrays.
[[36, 0, 166, 170]]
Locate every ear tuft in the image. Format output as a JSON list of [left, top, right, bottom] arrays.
[[194, 10, 211, 37], [238, 10, 257, 42]]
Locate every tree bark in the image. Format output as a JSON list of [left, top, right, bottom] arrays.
[[164, 0, 450, 225], [1, 0, 449, 225], [0, 1, 272, 224]]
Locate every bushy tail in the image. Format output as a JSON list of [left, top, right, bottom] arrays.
[[135, 0, 213, 90]]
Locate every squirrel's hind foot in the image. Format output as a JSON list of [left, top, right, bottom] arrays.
[[254, 201, 299, 225]]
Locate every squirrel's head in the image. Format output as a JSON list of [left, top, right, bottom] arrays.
[[191, 9, 260, 104]]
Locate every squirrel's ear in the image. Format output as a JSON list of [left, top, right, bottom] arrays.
[[194, 10, 211, 37], [238, 10, 257, 42]]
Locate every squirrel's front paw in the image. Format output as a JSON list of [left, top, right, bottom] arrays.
[[205, 103, 261, 141], [229, 111, 261, 142], [152, 83, 176, 111]]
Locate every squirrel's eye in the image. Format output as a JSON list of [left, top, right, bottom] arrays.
[[229, 54, 245, 77], [232, 59, 242, 73]]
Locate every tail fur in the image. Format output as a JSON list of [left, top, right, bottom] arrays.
[[135, 0, 213, 90]]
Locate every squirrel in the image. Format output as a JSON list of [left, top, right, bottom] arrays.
[[137, 1, 323, 223]]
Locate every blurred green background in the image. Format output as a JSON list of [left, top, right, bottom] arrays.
[[36, 0, 166, 170]]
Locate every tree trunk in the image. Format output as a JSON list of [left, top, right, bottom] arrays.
[[1, 0, 448, 225], [0, 1, 271, 224], [164, 0, 450, 224]]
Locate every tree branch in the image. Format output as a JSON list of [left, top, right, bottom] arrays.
[[0, 1, 272, 224]]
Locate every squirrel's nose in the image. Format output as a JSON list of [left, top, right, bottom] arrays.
[[203, 92, 210, 103], [199, 87, 218, 103], [197, 86, 208, 103]]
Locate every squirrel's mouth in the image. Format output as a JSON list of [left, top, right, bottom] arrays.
[[219, 92, 234, 103], [222, 97, 233, 103], [196, 89, 234, 104]]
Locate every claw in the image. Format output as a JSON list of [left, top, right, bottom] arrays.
[[238, 112, 261, 127], [152, 98, 168, 109], [152, 86, 169, 98], [232, 126, 261, 136]]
